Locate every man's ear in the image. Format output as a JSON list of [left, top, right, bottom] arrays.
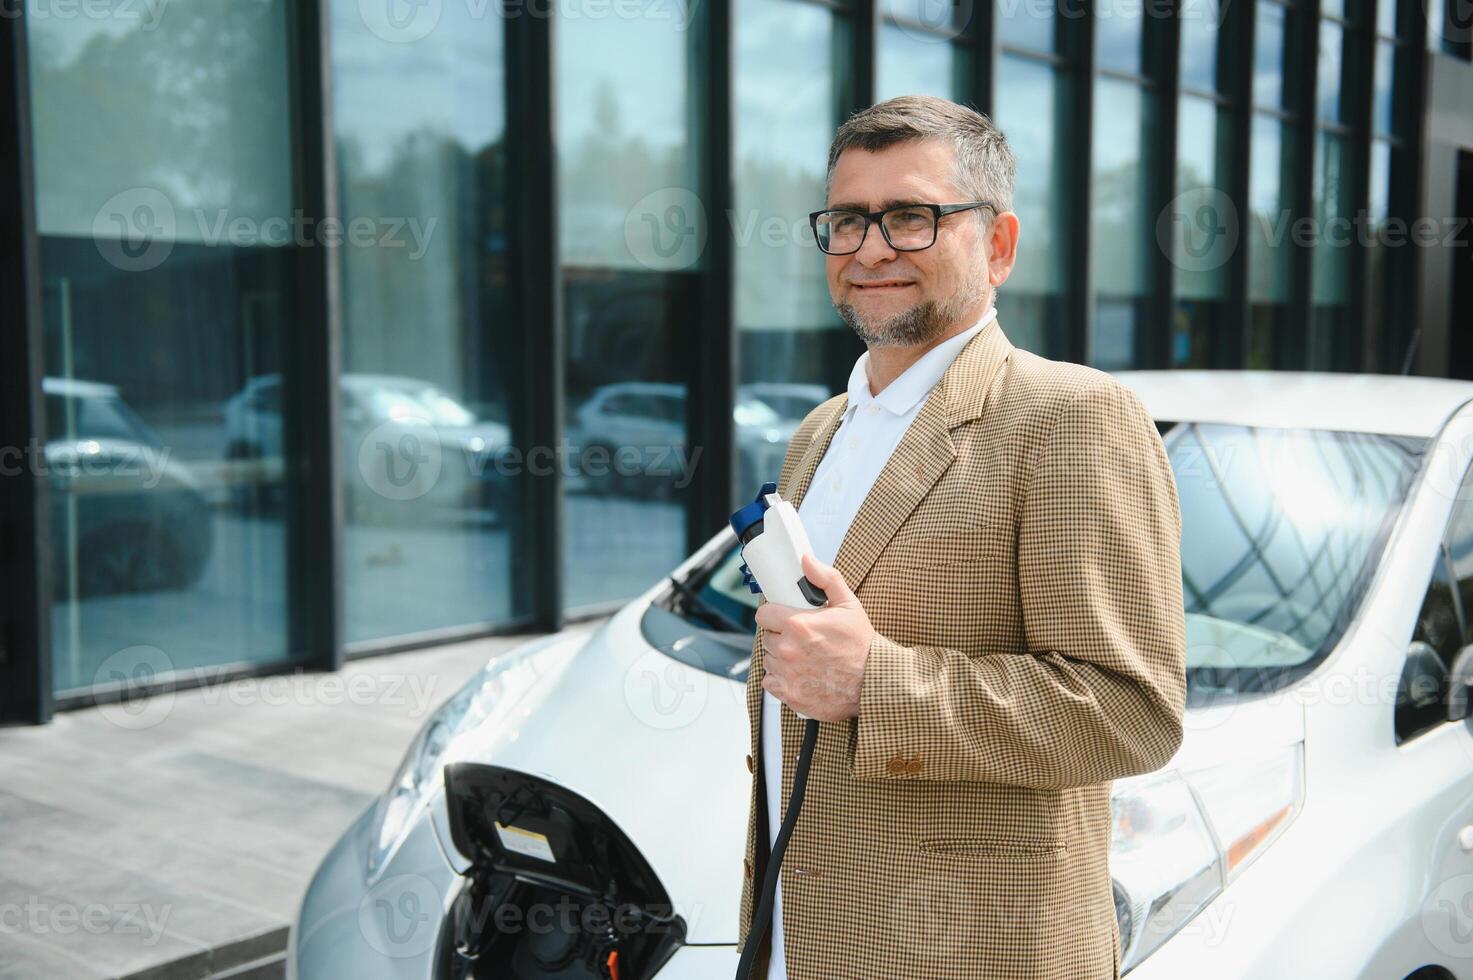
[[985, 211, 1021, 288]]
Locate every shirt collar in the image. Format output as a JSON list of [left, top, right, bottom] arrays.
[[846, 307, 998, 417]]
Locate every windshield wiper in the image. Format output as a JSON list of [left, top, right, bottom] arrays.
[[667, 576, 747, 635]]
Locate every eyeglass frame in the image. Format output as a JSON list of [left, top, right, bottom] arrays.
[[807, 201, 996, 255]]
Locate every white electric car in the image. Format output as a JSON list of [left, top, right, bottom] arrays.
[[292, 372, 1473, 980]]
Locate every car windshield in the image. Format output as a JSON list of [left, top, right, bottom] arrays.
[[47, 392, 159, 447], [660, 423, 1426, 695]]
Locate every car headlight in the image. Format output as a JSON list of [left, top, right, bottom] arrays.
[[1112, 742, 1304, 972], [365, 649, 539, 880]]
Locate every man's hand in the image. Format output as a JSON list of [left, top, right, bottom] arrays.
[[755, 554, 874, 722]]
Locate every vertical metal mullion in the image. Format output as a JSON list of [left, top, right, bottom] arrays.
[[975, 0, 999, 114], [1222, 0, 1256, 368], [1148, 0, 1183, 369], [1393, 0, 1429, 372], [0, 4, 51, 724], [854, 0, 879, 112], [286, 0, 344, 671], [1070, 0, 1097, 365], [1286, 0, 1321, 368], [689, 0, 735, 535], [1346, 0, 1376, 370], [505, 2, 564, 630]]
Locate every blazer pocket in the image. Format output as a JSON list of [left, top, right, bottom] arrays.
[[883, 523, 1005, 571], [918, 835, 1068, 859]]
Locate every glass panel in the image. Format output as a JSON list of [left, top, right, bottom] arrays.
[[1172, 96, 1230, 367], [1310, 131, 1353, 368], [881, 0, 978, 36], [1249, 113, 1293, 305], [330, 0, 525, 643], [734, 0, 851, 505], [558, 13, 701, 609], [1322, 0, 1345, 20], [1090, 78, 1152, 369], [998, 0, 1057, 52], [27, 0, 297, 693], [1373, 40, 1396, 135], [1170, 423, 1422, 689], [877, 22, 965, 102], [1254, 1, 1287, 110], [1180, 0, 1224, 92], [994, 55, 1069, 357], [1377, 0, 1397, 37], [1366, 140, 1393, 344], [1096, 0, 1145, 75], [1318, 20, 1345, 122]]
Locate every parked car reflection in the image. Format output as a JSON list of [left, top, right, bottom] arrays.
[[45, 377, 214, 598], [223, 374, 515, 525], [569, 381, 797, 498]]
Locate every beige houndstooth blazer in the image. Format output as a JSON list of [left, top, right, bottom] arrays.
[[737, 318, 1187, 980]]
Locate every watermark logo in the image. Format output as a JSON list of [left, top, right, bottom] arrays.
[[357, 417, 444, 502], [1159, 187, 1238, 273], [94, 645, 176, 731], [1423, 873, 1473, 958], [360, 0, 443, 42], [893, 0, 976, 42], [622, 647, 707, 730], [359, 873, 441, 958], [625, 187, 707, 271], [93, 188, 175, 273]]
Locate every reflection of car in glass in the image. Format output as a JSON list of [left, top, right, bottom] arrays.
[[735, 382, 830, 424], [293, 373, 1473, 980], [223, 374, 515, 524], [570, 382, 794, 497], [45, 377, 214, 598]]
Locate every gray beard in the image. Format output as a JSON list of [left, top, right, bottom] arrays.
[[835, 298, 949, 348], [835, 265, 991, 350]]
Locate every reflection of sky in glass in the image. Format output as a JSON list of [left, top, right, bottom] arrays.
[[556, 13, 692, 269], [877, 23, 959, 102], [997, 0, 1055, 53], [1317, 21, 1344, 122], [1090, 77, 1148, 295], [1175, 96, 1226, 299], [1373, 40, 1395, 135], [1253, 1, 1286, 109], [1376, 0, 1396, 37], [1368, 140, 1390, 222], [1179, 4, 1222, 92], [330, 2, 504, 174], [734, 0, 836, 330], [1248, 115, 1291, 303], [1312, 132, 1350, 305], [1095, 0, 1143, 75], [1172, 424, 1419, 658], [995, 54, 1062, 293]]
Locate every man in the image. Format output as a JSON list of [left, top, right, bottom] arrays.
[[736, 96, 1187, 979]]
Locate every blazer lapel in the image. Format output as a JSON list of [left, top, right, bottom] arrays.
[[832, 320, 1014, 593]]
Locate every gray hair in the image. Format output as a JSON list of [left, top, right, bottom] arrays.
[[824, 96, 1016, 217]]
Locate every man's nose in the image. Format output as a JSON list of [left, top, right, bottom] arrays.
[[852, 221, 898, 266]]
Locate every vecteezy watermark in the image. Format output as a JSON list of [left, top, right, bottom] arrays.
[[892, 0, 976, 42], [93, 188, 177, 273], [90, 188, 438, 273], [359, 874, 442, 959], [0, 437, 174, 488], [624, 187, 707, 271], [0, 0, 170, 30], [0, 898, 172, 947], [356, 0, 699, 44], [1425, 0, 1473, 49], [1422, 873, 1473, 959], [622, 647, 708, 730], [1159, 188, 1240, 274]]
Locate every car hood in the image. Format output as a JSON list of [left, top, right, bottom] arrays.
[[434, 596, 750, 943]]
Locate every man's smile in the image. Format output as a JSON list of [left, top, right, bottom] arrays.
[[848, 279, 916, 294]]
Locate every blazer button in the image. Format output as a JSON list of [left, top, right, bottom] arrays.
[[745, 754, 754, 774]]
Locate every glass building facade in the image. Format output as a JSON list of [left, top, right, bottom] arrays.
[[1, 0, 1467, 720]]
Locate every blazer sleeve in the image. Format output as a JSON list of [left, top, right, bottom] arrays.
[[850, 379, 1188, 789]]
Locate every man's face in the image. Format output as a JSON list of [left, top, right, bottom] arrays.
[[823, 138, 990, 349]]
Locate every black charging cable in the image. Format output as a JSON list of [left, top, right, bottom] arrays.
[[734, 717, 820, 980]]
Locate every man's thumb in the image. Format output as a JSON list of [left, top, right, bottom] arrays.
[[801, 553, 853, 605]]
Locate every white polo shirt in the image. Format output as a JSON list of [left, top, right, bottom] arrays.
[[760, 307, 995, 979]]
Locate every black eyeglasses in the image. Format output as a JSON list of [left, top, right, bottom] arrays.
[[808, 201, 995, 255]]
